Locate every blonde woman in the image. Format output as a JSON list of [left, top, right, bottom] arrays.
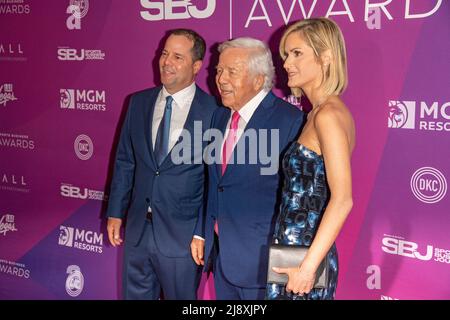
[[267, 18, 355, 300]]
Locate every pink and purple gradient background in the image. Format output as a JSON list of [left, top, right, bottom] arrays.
[[0, 1, 448, 299]]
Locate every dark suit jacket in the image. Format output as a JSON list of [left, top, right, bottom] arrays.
[[107, 85, 218, 257], [196, 91, 304, 288]]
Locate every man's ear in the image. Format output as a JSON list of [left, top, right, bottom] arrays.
[[193, 60, 202, 75], [253, 74, 265, 91]]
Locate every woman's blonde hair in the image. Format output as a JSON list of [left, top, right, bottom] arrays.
[[279, 17, 348, 98]]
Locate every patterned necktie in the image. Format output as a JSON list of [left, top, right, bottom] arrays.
[[154, 95, 173, 166], [221, 111, 241, 175]]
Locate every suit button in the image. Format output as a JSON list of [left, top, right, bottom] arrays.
[[218, 187, 224, 192], [155, 171, 160, 176], [145, 198, 150, 203]]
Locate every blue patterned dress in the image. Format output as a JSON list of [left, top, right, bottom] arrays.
[[266, 142, 338, 300]]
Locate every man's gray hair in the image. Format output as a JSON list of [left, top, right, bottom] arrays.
[[218, 37, 274, 90]]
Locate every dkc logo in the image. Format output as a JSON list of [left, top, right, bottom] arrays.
[[411, 167, 447, 204], [140, 0, 216, 21]]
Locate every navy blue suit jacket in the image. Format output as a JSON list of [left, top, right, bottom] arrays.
[[107, 85, 218, 257], [197, 91, 304, 288]]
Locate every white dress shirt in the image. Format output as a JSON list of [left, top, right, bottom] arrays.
[[194, 89, 269, 241], [152, 82, 196, 150], [221, 89, 269, 152]]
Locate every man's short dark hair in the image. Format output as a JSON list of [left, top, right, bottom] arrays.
[[169, 29, 206, 62]]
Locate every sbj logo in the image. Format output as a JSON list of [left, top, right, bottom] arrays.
[[57, 48, 84, 61], [382, 236, 433, 261], [388, 100, 415, 129], [66, 265, 84, 297], [0, 83, 18, 107], [140, 0, 216, 21], [66, 0, 89, 30], [74, 134, 93, 160], [60, 183, 108, 201], [57, 47, 105, 61], [411, 167, 447, 204]]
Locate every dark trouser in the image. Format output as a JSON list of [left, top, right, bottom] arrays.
[[122, 220, 201, 300], [213, 236, 266, 300]]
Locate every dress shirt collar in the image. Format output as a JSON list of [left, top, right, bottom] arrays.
[[161, 82, 196, 109], [232, 89, 269, 123]]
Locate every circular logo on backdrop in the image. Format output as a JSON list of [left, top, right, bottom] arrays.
[[388, 100, 408, 128], [66, 265, 84, 297], [69, 0, 89, 19], [411, 167, 447, 204], [74, 134, 93, 160]]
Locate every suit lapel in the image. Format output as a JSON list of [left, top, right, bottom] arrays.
[[143, 87, 161, 170], [221, 91, 277, 179], [159, 85, 206, 170], [215, 108, 231, 180]]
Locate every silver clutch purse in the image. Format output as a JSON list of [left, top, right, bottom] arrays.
[[267, 243, 328, 289]]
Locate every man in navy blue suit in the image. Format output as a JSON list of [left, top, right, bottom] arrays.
[[106, 29, 218, 300], [191, 37, 305, 300]]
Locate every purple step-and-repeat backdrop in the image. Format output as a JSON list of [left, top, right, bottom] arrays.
[[1, 0, 449, 300]]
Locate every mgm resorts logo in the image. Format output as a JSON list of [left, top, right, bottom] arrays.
[[59, 225, 103, 254], [388, 100, 450, 131], [60, 89, 106, 112]]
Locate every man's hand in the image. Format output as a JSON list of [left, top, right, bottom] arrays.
[[107, 217, 123, 247], [190, 238, 205, 266]]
